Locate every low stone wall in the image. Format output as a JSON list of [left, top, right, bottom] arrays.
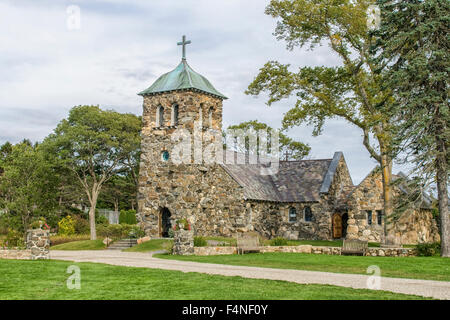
[[0, 249, 32, 260], [193, 245, 416, 257], [0, 229, 50, 260], [366, 247, 416, 257], [194, 246, 237, 255]]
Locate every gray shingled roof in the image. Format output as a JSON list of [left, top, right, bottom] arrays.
[[221, 158, 334, 202]]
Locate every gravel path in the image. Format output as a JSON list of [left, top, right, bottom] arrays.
[[50, 250, 450, 300]]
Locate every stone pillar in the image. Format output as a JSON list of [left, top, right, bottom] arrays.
[[173, 229, 194, 255], [26, 229, 50, 260]]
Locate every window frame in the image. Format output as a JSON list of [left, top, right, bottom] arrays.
[[171, 104, 179, 126], [376, 210, 383, 225], [288, 207, 297, 223], [156, 105, 164, 127], [367, 210, 373, 225], [304, 206, 312, 222]]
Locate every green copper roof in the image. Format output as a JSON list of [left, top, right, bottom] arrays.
[[138, 59, 227, 99]]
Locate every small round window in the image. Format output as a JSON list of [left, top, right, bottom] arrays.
[[161, 150, 170, 162]]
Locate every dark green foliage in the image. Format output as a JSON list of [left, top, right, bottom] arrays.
[[72, 215, 90, 234], [95, 214, 109, 226], [194, 236, 208, 247], [374, 0, 449, 256], [0, 141, 59, 233], [1, 229, 25, 248], [416, 243, 441, 257], [41, 105, 141, 239], [269, 237, 288, 246], [96, 224, 144, 240], [119, 210, 137, 225]]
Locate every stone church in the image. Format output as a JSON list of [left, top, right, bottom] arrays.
[[136, 38, 439, 245]]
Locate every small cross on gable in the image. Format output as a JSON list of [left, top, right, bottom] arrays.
[[283, 149, 291, 161]]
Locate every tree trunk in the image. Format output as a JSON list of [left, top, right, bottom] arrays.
[[435, 135, 449, 257], [380, 154, 394, 245], [89, 191, 98, 240]]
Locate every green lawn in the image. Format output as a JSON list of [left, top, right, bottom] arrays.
[[51, 240, 105, 250], [124, 239, 173, 252], [0, 259, 430, 300], [155, 252, 450, 282]]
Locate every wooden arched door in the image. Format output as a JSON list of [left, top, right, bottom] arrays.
[[332, 213, 343, 239]]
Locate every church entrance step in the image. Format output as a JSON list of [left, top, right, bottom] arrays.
[[107, 239, 138, 250]]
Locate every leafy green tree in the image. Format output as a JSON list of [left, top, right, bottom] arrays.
[[42, 106, 141, 240], [246, 0, 397, 242], [225, 120, 310, 160], [98, 174, 137, 211], [0, 141, 58, 237], [374, 0, 449, 256]]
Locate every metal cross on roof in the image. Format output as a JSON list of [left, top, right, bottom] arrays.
[[283, 149, 292, 161], [177, 35, 191, 60]]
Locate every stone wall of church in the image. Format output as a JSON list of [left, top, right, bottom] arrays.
[[346, 170, 440, 244], [138, 90, 251, 237], [221, 201, 327, 241]]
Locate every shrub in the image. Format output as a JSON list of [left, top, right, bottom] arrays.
[[194, 236, 208, 247], [269, 237, 288, 246], [50, 234, 90, 246], [119, 210, 137, 225], [96, 224, 144, 240], [72, 215, 90, 234], [128, 225, 145, 239], [95, 214, 109, 226], [58, 216, 76, 236], [2, 229, 25, 249], [416, 242, 441, 257], [168, 229, 175, 238]]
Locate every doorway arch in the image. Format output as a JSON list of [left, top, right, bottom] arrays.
[[159, 207, 172, 238], [342, 212, 349, 238]]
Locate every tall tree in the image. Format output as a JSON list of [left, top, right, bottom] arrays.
[[0, 141, 58, 236], [246, 0, 397, 242], [226, 120, 310, 160], [374, 0, 449, 256], [42, 106, 141, 240]]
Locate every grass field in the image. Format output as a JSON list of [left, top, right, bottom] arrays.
[[50, 240, 105, 250], [155, 252, 450, 282], [124, 239, 173, 252], [0, 259, 430, 300]]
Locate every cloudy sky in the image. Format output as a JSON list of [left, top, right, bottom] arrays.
[[0, 0, 400, 184]]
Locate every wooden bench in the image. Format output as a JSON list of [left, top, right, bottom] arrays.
[[236, 233, 261, 254], [341, 239, 368, 256]]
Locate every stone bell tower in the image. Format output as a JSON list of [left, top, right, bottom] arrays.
[[137, 36, 228, 238]]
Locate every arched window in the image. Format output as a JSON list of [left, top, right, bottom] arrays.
[[304, 206, 312, 222], [289, 207, 297, 222], [156, 106, 164, 127], [208, 107, 214, 127], [366, 210, 373, 225], [171, 104, 179, 126]]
